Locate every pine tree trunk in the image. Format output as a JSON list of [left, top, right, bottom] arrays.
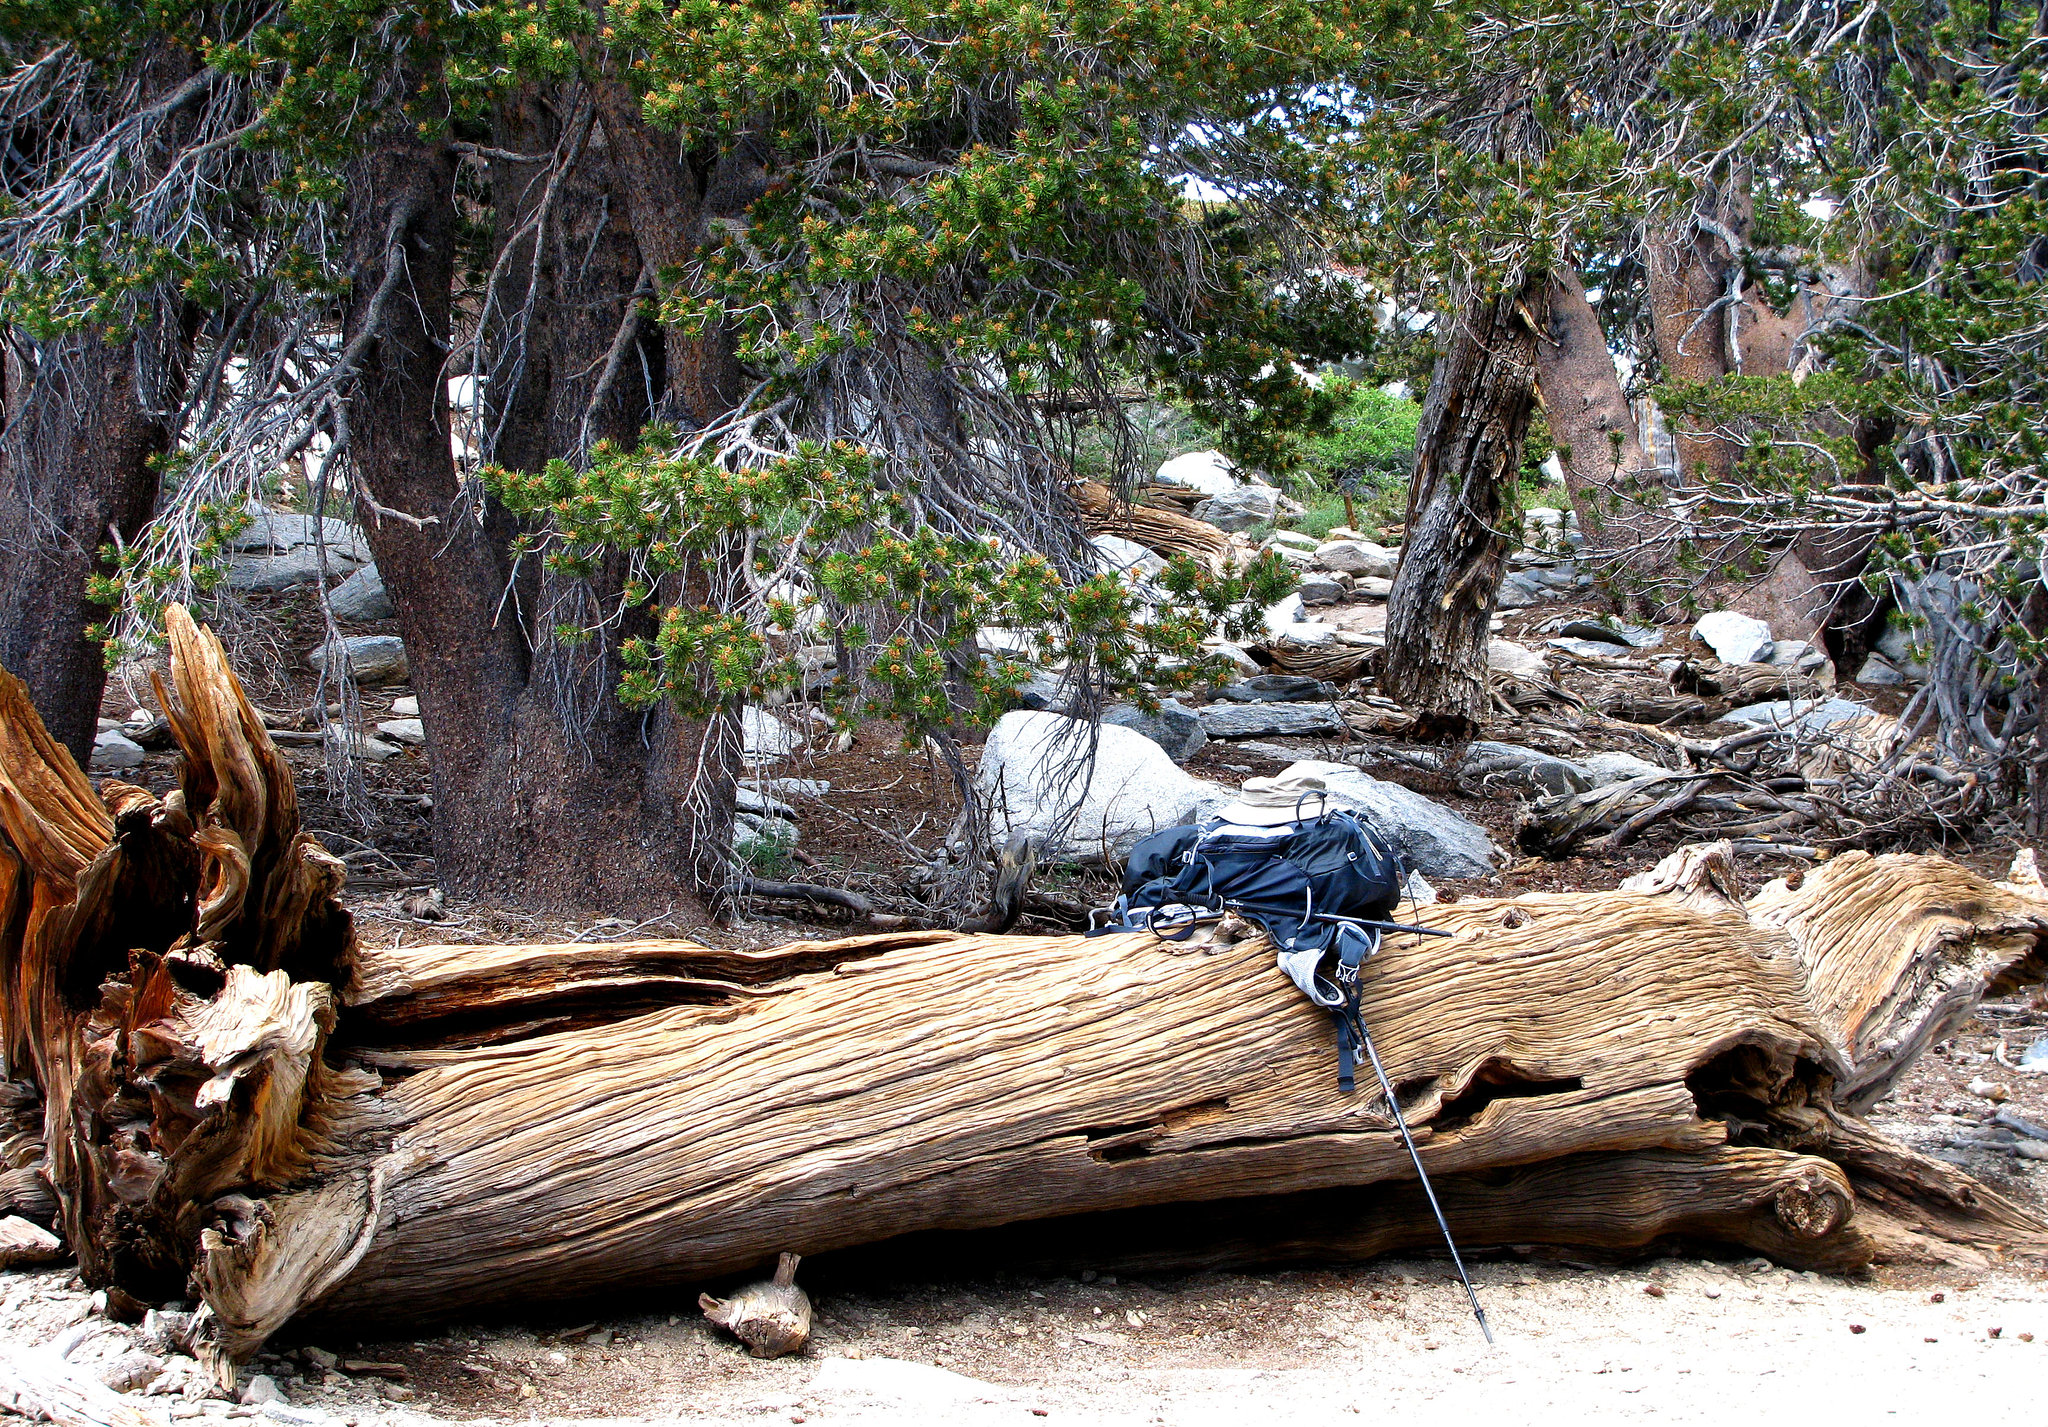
[[3, 609, 2043, 1382], [0, 332, 175, 766], [1537, 267, 1662, 543], [1382, 280, 1546, 740], [338, 103, 731, 915]]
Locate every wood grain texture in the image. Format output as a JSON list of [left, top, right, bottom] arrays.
[[0, 607, 2045, 1377]]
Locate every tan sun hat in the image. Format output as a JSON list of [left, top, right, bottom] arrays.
[[1213, 767, 1333, 827]]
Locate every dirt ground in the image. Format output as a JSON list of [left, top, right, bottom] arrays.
[[7, 1229, 2046, 1425]]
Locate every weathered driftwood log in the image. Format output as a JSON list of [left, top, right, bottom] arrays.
[[1071, 479, 1234, 572], [2, 608, 2046, 1386]]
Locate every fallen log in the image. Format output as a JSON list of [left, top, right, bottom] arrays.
[[1071, 479, 1234, 572], [2, 608, 2046, 1385]]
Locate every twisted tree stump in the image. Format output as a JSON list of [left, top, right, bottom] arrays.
[[1, 608, 2044, 1385]]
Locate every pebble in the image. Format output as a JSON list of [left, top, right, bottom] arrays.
[[1968, 1078, 2012, 1102], [1643, 1284, 1665, 1298], [241, 1375, 287, 1407]]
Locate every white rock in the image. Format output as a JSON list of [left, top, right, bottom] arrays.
[[1313, 540, 1398, 579], [1280, 761, 1499, 878], [1693, 611, 1776, 665], [240, 1375, 287, 1408], [1153, 450, 1239, 498], [977, 627, 1041, 659], [374, 718, 426, 746], [1721, 696, 1875, 731], [1090, 534, 1165, 580], [231, 511, 372, 562], [1265, 531, 1319, 552], [1194, 484, 1280, 532], [228, 546, 365, 593], [306, 635, 408, 684], [1582, 751, 1672, 787], [743, 706, 801, 760], [976, 712, 1226, 863], [327, 564, 393, 621], [1261, 594, 1303, 638], [1203, 641, 1262, 674], [736, 785, 797, 816], [1485, 639, 1549, 680], [90, 730, 146, 772], [1354, 576, 1393, 599], [389, 695, 420, 717], [323, 729, 403, 762], [1272, 622, 1337, 649]]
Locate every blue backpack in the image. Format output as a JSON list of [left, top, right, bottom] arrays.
[[1099, 809, 1410, 1091]]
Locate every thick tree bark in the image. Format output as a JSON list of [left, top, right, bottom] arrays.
[[1383, 279, 1547, 740], [3, 612, 2044, 1383], [339, 107, 728, 914], [0, 335, 174, 765]]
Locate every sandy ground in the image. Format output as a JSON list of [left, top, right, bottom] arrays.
[[7, 1253, 2045, 1426]]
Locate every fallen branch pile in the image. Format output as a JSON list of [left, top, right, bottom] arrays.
[[2, 609, 2046, 1389]]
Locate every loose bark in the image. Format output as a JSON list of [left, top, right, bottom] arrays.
[[2, 617, 2045, 1382], [1384, 280, 1548, 740]]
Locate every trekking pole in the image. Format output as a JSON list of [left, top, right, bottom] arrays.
[[1348, 1006, 1495, 1345]]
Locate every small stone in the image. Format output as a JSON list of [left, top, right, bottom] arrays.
[[1353, 576, 1392, 599], [1990, 1327, 2003, 1338], [240, 1376, 286, 1408], [1297, 575, 1346, 605], [1484, 639, 1548, 680], [323, 729, 403, 763], [1693, 611, 1776, 664], [388, 695, 419, 717], [1968, 1079, 2012, 1103], [1931, 1292, 1946, 1303], [1218, 674, 1336, 703], [1266, 531, 1319, 552], [1643, 1284, 1665, 1298], [306, 635, 408, 685], [2020, 1333, 2033, 1342], [1199, 702, 1345, 741], [374, 719, 425, 746], [1855, 654, 1906, 686], [379, 1385, 415, 1401], [327, 565, 394, 622], [228, 547, 364, 594], [1582, 751, 1671, 788], [1154, 449, 1239, 498], [1193, 484, 1280, 532], [1312, 540, 1398, 579], [301, 1349, 338, 1372], [95, 1350, 166, 1393], [1272, 622, 1337, 649], [1101, 701, 1207, 765], [89, 730, 147, 772], [1703, 1287, 1721, 1299], [1849, 1324, 1866, 1334]]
